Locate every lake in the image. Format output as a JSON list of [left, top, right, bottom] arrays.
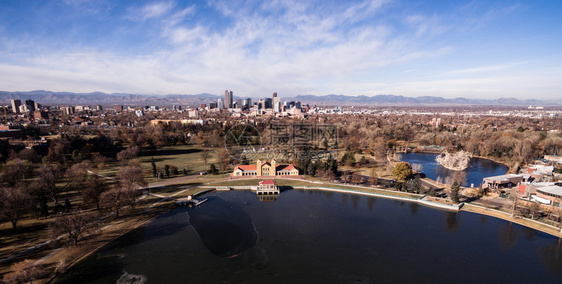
[[55, 190, 562, 283], [401, 152, 509, 187]]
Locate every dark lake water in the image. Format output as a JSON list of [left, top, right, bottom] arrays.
[[402, 153, 509, 187], [55, 190, 562, 284]]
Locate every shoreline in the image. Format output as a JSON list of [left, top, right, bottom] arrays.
[[462, 204, 562, 237], [45, 196, 176, 283], [28, 181, 200, 283], [294, 185, 561, 238], [11, 175, 561, 282]]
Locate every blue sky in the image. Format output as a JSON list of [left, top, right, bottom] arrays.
[[0, 0, 561, 99]]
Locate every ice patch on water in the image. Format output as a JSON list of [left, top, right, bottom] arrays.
[[97, 252, 126, 260], [116, 271, 147, 284]]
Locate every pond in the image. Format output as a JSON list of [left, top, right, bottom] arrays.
[[401, 152, 509, 187], [55, 190, 562, 283]]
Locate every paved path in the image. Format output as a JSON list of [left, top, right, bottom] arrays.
[[0, 174, 202, 266]]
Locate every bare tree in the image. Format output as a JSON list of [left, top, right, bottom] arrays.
[[317, 169, 334, 181], [36, 164, 67, 204], [0, 186, 32, 232], [114, 161, 146, 211], [90, 152, 109, 170], [116, 146, 140, 162], [510, 195, 519, 217], [368, 167, 378, 186], [551, 206, 562, 230], [67, 161, 90, 191], [116, 161, 147, 191], [1, 158, 30, 187], [529, 202, 541, 220], [342, 170, 352, 184], [100, 188, 129, 218], [452, 171, 467, 186], [201, 149, 210, 165], [218, 149, 230, 171], [81, 174, 109, 210], [351, 172, 363, 185], [49, 211, 96, 245], [2, 259, 44, 284]]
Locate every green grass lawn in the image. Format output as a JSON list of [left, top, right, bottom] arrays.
[[138, 145, 219, 176]]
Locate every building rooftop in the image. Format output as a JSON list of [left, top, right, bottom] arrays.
[[483, 174, 524, 182], [537, 185, 562, 197], [233, 165, 257, 171], [259, 180, 277, 185]]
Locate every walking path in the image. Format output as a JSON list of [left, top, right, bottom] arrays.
[[4, 171, 560, 269], [462, 203, 562, 236], [0, 173, 201, 266]]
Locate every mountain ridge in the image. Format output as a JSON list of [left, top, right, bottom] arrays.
[[1, 90, 559, 107]]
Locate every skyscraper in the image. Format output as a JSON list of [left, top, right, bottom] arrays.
[[218, 98, 224, 110], [243, 98, 252, 110], [225, 90, 233, 109], [11, 99, 21, 114], [25, 99, 35, 112], [272, 92, 280, 112], [265, 98, 273, 109]]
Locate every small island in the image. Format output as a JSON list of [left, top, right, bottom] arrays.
[[435, 151, 471, 171]]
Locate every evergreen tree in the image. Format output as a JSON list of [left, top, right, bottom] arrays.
[[241, 155, 249, 165], [150, 158, 157, 177], [164, 165, 170, 178], [412, 175, 423, 194], [64, 198, 72, 212], [209, 164, 218, 175], [451, 181, 461, 203], [39, 199, 49, 217]]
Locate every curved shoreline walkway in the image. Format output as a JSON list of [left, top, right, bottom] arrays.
[[205, 177, 562, 237], [4, 173, 560, 270]]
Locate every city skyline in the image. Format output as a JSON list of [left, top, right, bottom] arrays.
[[0, 0, 561, 100]]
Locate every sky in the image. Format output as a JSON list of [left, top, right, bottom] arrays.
[[0, 0, 561, 100]]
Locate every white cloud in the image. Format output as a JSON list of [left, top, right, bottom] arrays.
[[447, 62, 530, 75], [1, 0, 559, 100], [127, 1, 175, 21]]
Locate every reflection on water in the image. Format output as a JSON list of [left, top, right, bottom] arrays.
[[445, 212, 459, 232], [498, 222, 519, 250], [366, 197, 376, 212], [56, 190, 562, 283], [538, 239, 562, 277], [187, 196, 258, 258], [402, 153, 509, 187], [409, 202, 419, 215]]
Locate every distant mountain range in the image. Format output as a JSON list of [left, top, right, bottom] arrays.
[[1, 90, 559, 107], [288, 94, 561, 107]]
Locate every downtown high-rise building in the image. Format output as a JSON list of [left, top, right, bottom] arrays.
[[11, 99, 21, 114], [225, 90, 233, 108], [25, 99, 35, 112], [272, 92, 280, 112], [243, 98, 252, 110]]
